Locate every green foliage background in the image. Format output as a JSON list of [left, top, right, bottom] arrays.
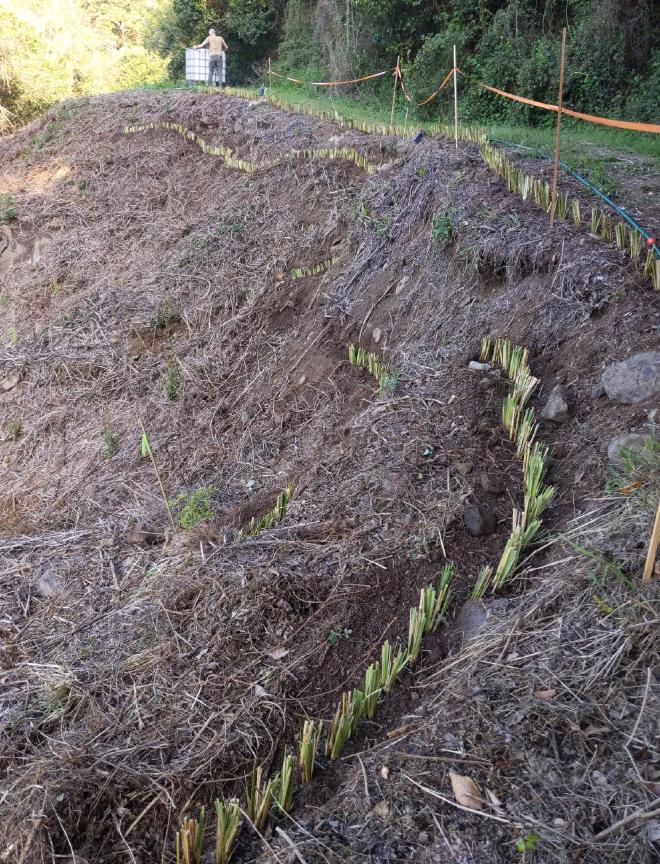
[[1, 0, 658, 130]]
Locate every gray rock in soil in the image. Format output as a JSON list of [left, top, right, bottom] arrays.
[[464, 503, 497, 536], [607, 433, 652, 468], [480, 472, 505, 495], [34, 570, 61, 598], [541, 384, 571, 422], [601, 352, 660, 404], [468, 360, 490, 371]]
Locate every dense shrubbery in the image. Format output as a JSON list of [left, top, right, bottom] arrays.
[[276, 0, 659, 126], [0, 0, 167, 129]]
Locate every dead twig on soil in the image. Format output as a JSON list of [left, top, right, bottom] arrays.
[[402, 772, 514, 824]]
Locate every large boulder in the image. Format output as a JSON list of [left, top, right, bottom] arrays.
[[601, 352, 660, 404]]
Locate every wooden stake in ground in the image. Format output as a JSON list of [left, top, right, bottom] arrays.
[[390, 56, 400, 132], [138, 418, 177, 534], [268, 57, 272, 91], [643, 495, 660, 584], [453, 45, 459, 149], [550, 28, 567, 226]]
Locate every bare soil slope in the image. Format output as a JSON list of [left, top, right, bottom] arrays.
[[0, 91, 658, 864]]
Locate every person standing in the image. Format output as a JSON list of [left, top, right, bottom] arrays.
[[194, 29, 229, 87]]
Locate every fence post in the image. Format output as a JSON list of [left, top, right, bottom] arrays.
[[453, 45, 459, 149], [550, 28, 567, 226], [390, 56, 400, 133], [643, 495, 660, 584], [268, 57, 272, 91]]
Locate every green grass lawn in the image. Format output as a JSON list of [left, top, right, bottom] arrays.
[[139, 74, 659, 169]]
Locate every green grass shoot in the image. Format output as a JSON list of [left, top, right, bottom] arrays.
[[363, 661, 382, 719], [176, 807, 206, 864], [246, 765, 278, 831], [214, 799, 241, 864], [380, 640, 408, 693], [275, 748, 295, 813], [407, 607, 426, 664], [298, 719, 322, 782], [471, 565, 493, 600]]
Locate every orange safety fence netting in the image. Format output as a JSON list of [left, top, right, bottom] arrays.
[[458, 73, 660, 134], [269, 68, 392, 87]]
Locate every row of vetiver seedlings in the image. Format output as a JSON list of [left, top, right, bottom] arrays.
[[325, 565, 454, 761], [263, 93, 486, 144], [480, 140, 659, 290], [291, 256, 339, 279], [175, 565, 454, 862], [239, 484, 294, 537], [348, 343, 392, 393], [472, 337, 555, 598], [125, 122, 380, 174]]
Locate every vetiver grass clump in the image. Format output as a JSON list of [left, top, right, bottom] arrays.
[[347, 343, 396, 393], [240, 484, 294, 536], [472, 337, 555, 598]]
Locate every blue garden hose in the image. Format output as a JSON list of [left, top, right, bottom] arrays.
[[488, 136, 659, 259]]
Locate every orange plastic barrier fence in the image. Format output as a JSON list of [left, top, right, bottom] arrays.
[[465, 75, 660, 134], [269, 68, 391, 86], [266, 60, 659, 135], [397, 65, 455, 106]]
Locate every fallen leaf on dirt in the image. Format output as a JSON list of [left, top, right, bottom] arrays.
[[486, 788, 504, 807], [380, 765, 390, 780], [449, 771, 483, 810], [372, 800, 391, 820], [266, 647, 289, 660], [253, 684, 268, 698], [535, 688, 557, 700], [583, 724, 609, 736], [1, 372, 20, 391]]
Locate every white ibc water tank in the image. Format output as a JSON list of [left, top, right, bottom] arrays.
[[185, 49, 225, 84]]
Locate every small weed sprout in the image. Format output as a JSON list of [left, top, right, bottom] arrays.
[[154, 298, 181, 330], [176, 807, 206, 864], [8, 418, 23, 440], [102, 423, 119, 458], [431, 211, 454, 247], [0, 193, 17, 225], [298, 719, 322, 782], [165, 361, 182, 400], [169, 485, 216, 530], [214, 798, 241, 864]]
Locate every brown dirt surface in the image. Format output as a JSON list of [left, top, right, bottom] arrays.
[[0, 90, 658, 864]]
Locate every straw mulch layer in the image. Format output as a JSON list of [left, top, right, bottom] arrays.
[[0, 90, 658, 863]]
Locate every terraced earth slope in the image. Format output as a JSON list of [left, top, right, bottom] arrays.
[[1, 91, 658, 864]]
